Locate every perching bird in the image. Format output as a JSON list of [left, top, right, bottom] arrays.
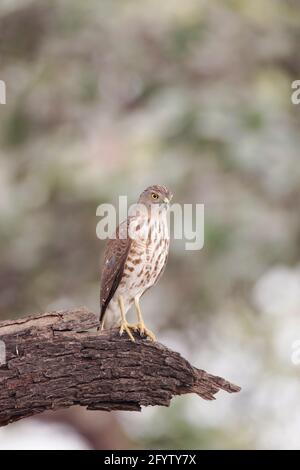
[[99, 185, 172, 341]]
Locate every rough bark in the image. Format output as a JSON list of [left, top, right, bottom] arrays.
[[0, 308, 241, 427]]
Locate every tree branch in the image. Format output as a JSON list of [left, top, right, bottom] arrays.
[[0, 308, 241, 427]]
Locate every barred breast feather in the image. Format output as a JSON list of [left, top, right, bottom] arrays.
[[100, 209, 169, 328]]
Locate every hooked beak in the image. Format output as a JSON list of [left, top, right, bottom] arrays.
[[163, 194, 173, 204]]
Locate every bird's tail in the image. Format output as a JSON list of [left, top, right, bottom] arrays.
[[99, 308, 120, 330], [98, 305, 105, 331]]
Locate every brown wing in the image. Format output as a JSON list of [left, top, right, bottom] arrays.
[[99, 219, 132, 324]]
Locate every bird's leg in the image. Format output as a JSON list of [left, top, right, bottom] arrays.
[[118, 296, 135, 342], [133, 296, 156, 341]]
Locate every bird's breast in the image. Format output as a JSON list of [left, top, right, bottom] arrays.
[[124, 214, 169, 291]]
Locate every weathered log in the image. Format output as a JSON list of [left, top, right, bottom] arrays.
[[0, 308, 241, 427]]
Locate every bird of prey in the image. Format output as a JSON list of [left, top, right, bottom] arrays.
[[99, 185, 172, 341]]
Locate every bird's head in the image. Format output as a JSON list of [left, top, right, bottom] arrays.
[[138, 185, 173, 208]]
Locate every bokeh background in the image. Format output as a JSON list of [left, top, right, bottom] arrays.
[[1, 0, 300, 450]]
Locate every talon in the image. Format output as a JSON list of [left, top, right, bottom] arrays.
[[119, 321, 135, 342], [134, 322, 156, 341]]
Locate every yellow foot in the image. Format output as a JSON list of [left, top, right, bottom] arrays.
[[119, 321, 136, 342], [134, 322, 156, 341]]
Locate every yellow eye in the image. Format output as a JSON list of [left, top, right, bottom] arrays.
[[151, 193, 159, 200]]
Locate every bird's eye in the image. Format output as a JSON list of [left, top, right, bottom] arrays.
[[151, 193, 159, 200]]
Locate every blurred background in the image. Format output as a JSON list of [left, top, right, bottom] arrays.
[[1, 0, 300, 450]]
